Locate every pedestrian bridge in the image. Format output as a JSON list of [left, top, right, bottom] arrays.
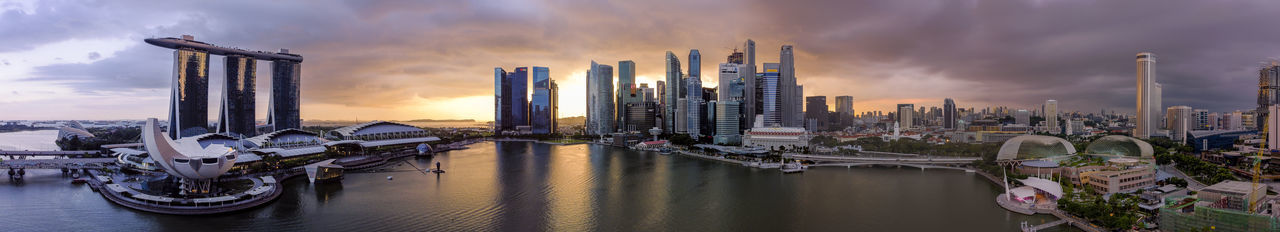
[[808, 162, 974, 171], [788, 154, 980, 164]]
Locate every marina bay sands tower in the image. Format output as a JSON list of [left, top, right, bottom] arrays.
[[145, 35, 304, 139]]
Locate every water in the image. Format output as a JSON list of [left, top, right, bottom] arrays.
[[0, 130, 60, 151], [0, 142, 1075, 231]]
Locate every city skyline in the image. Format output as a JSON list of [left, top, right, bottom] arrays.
[[4, 1, 1280, 121]]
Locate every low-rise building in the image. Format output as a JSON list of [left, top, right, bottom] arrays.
[[1198, 181, 1267, 212], [1080, 158, 1156, 194], [742, 127, 809, 150], [1160, 181, 1279, 231]]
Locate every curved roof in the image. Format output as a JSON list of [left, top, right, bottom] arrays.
[[328, 121, 424, 138], [142, 118, 236, 180], [57, 126, 94, 139], [245, 128, 321, 147], [144, 37, 303, 62], [996, 135, 1076, 160], [1017, 177, 1064, 199], [1084, 135, 1153, 159]]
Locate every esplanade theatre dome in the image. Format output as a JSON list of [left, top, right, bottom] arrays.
[[996, 135, 1076, 161], [1084, 135, 1154, 159]]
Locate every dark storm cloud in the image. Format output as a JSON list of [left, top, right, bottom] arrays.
[[751, 0, 1280, 113], [13, 0, 1280, 117]]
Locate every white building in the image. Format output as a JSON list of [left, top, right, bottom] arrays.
[[1167, 106, 1193, 141], [1135, 52, 1159, 139], [742, 127, 809, 150]]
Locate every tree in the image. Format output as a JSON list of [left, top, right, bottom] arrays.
[[669, 134, 696, 146]]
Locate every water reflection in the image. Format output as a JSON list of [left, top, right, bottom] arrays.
[[0, 141, 1071, 231]]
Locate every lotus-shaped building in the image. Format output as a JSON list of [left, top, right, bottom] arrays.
[[142, 118, 237, 194]]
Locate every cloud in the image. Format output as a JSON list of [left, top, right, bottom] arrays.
[[7, 0, 1280, 121]]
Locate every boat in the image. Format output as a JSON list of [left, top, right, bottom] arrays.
[[760, 162, 782, 169], [781, 162, 804, 173], [71, 179, 87, 184], [386, 176, 393, 180]]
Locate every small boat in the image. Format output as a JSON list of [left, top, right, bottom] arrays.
[[760, 162, 782, 169], [71, 179, 88, 184], [781, 162, 804, 174], [386, 176, 394, 180]]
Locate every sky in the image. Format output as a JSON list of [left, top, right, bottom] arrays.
[[2, 0, 1279, 121]]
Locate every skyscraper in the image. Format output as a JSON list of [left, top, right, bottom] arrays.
[[1194, 109, 1209, 130], [494, 67, 529, 133], [1135, 52, 1158, 139], [494, 68, 506, 132], [742, 39, 758, 131], [551, 80, 559, 132], [638, 83, 655, 103], [587, 61, 614, 135], [943, 98, 956, 129], [1270, 105, 1280, 150], [727, 49, 743, 64], [268, 50, 303, 132], [627, 102, 658, 133], [688, 49, 701, 80], [1015, 109, 1031, 126], [146, 35, 303, 138], [686, 76, 703, 137], [531, 67, 554, 134], [1167, 106, 1192, 141], [779, 45, 800, 127], [716, 64, 745, 144], [805, 96, 828, 131], [169, 48, 210, 139], [617, 60, 637, 131], [836, 96, 854, 117], [664, 52, 683, 133], [897, 104, 914, 129], [761, 63, 782, 127], [1257, 62, 1280, 128], [1046, 100, 1059, 134], [217, 55, 256, 137], [794, 85, 804, 127]]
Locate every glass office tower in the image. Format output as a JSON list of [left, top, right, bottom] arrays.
[[217, 55, 257, 137], [169, 48, 210, 139], [531, 67, 553, 134], [269, 59, 302, 131], [761, 63, 781, 127]]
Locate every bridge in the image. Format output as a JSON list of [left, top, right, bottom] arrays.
[[788, 154, 980, 164], [0, 150, 103, 157], [808, 162, 974, 171], [1021, 219, 1068, 232], [1, 158, 116, 169]]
